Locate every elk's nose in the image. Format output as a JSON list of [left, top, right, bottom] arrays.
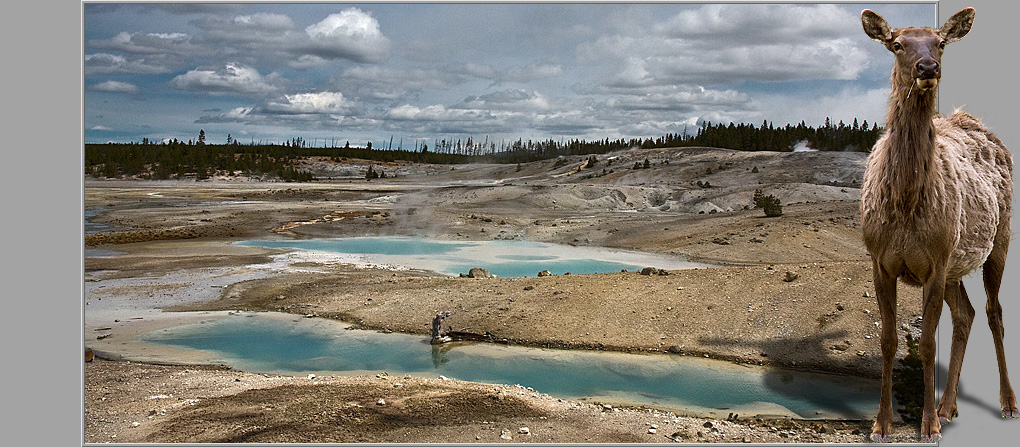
[[916, 60, 939, 79]]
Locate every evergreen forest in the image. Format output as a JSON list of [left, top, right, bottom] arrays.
[[85, 118, 882, 181]]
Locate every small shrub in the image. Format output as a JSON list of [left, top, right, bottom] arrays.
[[753, 189, 783, 217]]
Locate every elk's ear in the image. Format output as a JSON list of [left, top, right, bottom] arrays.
[[862, 10, 893, 44], [939, 7, 974, 43]]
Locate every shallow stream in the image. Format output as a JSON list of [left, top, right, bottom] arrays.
[[142, 311, 878, 420]]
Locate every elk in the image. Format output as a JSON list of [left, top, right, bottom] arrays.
[[860, 7, 1015, 442]]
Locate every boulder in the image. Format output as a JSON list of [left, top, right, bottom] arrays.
[[467, 267, 491, 278]]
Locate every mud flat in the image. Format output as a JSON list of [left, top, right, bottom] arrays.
[[84, 147, 922, 442]]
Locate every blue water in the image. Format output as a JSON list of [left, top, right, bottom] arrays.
[[143, 313, 878, 419], [84, 206, 116, 234], [240, 237, 472, 256], [235, 236, 703, 277]]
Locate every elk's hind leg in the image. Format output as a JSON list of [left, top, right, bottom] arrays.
[[937, 279, 975, 423], [983, 236, 1019, 418]]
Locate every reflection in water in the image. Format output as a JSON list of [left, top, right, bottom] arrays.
[[698, 330, 876, 418], [142, 312, 879, 419], [431, 344, 453, 368]]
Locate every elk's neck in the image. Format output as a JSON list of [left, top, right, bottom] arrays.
[[882, 83, 939, 213]]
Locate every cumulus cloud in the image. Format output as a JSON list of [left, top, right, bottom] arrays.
[[289, 55, 329, 70], [335, 66, 463, 101], [465, 62, 563, 84], [195, 91, 352, 127], [304, 7, 391, 63], [579, 4, 870, 87], [264, 92, 352, 115], [386, 104, 462, 122], [382, 103, 524, 135], [170, 63, 281, 95], [189, 12, 303, 57], [89, 9, 392, 77], [654, 4, 857, 46], [231, 12, 295, 30], [456, 89, 551, 112], [86, 30, 200, 74], [533, 111, 603, 135], [90, 31, 197, 56], [86, 3, 915, 144], [89, 80, 140, 94], [197, 106, 253, 123], [603, 85, 753, 113], [84, 53, 171, 75]]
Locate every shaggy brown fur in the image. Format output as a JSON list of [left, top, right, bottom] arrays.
[[860, 8, 1016, 442]]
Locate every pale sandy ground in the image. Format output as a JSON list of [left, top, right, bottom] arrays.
[[83, 146, 925, 442]]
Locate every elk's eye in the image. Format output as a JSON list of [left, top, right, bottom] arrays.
[[938, 40, 947, 50], [892, 41, 903, 51]]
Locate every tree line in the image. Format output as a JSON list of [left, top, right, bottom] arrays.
[[84, 139, 314, 181], [85, 118, 883, 181]]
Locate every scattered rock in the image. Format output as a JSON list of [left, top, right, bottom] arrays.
[[467, 268, 491, 278], [640, 267, 657, 276], [499, 429, 513, 440], [85, 348, 95, 363], [376, 398, 386, 406], [537, 270, 552, 277], [667, 431, 692, 442], [519, 427, 530, 435], [784, 271, 799, 282]]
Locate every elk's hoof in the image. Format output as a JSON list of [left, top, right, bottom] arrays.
[[1003, 408, 1020, 419], [869, 433, 891, 443]]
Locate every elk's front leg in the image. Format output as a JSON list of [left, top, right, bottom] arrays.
[[919, 273, 946, 442], [871, 261, 899, 442]]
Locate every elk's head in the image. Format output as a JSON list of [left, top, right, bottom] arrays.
[[862, 8, 975, 92]]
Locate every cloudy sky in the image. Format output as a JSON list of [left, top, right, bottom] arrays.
[[83, 2, 936, 147]]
